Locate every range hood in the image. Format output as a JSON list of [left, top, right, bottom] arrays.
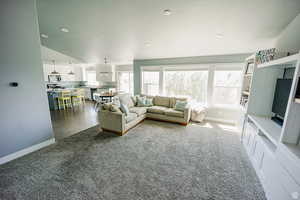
[[96, 64, 116, 86]]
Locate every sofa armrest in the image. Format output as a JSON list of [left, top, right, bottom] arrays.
[[183, 105, 192, 122], [100, 110, 125, 132]]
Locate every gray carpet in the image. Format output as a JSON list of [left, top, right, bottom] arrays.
[[0, 120, 266, 200]]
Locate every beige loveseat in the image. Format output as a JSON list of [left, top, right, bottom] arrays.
[[100, 94, 191, 135]]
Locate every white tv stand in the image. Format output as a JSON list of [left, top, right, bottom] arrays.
[[240, 52, 300, 200]]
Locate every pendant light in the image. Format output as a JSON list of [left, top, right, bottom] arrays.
[[68, 61, 75, 75], [51, 60, 59, 74], [98, 57, 110, 76]]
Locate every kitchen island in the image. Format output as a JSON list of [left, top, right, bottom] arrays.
[[47, 88, 89, 110]]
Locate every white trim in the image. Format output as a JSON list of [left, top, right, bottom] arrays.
[[205, 117, 236, 125], [0, 138, 55, 165]]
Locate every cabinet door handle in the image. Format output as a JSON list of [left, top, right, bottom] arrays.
[[291, 192, 299, 199]]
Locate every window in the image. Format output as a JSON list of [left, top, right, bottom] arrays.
[[164, 71, 208, 104], [140, 64, 243, 107], [86, 71, 98, 85], [142, 71, 160, 95], [212, 70, 242, 105], [117, 72, 133, 94]]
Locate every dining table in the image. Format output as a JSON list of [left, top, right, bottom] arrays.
[[93, 93, 115, 103]]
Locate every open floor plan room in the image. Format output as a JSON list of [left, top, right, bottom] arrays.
[[1, 0, 300, 200]]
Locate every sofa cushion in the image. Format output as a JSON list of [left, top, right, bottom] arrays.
[[118, 94, 135, 108], [129, 107, 147, 116], [174, 100, 188, 111], [170, 97, 188, 108], [147, 106, 168, 114], [154, 96, 170, 107], [125, 112, 138, 123], [165, 108, 184, 118]]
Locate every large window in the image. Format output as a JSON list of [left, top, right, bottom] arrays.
[[164, 71, 208, 104], [141, 64, 242, 107], [212, 70, 242, 105], [142, 71, 160, 95], [117, 72, 133, 94], [86, 71, 98, 85]]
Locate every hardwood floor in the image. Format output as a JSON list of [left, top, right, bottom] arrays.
[[50, 100, 100, 140]]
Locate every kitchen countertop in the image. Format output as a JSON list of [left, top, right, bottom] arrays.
[[47, 87, 90, 92]]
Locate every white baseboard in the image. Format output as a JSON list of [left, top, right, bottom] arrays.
[[0, 138, 55, 165], [205, 117, 236, 125]]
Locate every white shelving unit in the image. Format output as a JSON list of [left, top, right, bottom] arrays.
[[257, 53, 299, 69], [248, 115, 282, 145], [240, 51, 300, 200]]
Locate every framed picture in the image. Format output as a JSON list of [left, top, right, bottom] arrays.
[[245, 62, 254, 74]]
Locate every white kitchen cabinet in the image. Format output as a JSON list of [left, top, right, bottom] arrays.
[[96, 64, 115, 84], [43, 63, 83, 82], [83, 88, 92, 100], [74, 67, 83, 81]]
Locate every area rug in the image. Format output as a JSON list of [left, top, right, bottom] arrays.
[[0, 120, 266, 200]]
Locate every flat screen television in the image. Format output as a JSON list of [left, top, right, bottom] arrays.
[[296, 78, 300, 98], [272, 79, 292, 125]]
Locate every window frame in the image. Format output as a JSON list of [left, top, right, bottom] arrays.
[[140, 63, 243, 108], [141, 70, 161, 95], [163, 69, 209, 104], [212, 66, 243, 107], [116, 71, 133, 94]]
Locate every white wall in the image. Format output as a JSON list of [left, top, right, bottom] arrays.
[[115, 64, 133, 72], [275, 14, 300, 53], [0, 0, 54, 158]]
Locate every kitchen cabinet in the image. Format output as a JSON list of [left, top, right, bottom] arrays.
[[96, 64, 115, 84], [83, 88, 92, 100], [43, 63, 83, 82]]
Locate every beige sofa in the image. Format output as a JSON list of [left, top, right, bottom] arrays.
[[100, 94, 191, 135]]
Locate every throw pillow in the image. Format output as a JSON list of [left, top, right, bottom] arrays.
[[136, 96, 146, 107], [102, 103, 111, 110], [120, 103, 130, 116], [174, 100, 188, 111], [144, 98, 154, 107], [109, 104, 122, 113], [119, 94, 134, 108], [131, 95, 139, 106]]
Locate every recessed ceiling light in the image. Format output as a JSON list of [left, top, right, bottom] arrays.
[[216, 33, 224, 39], [41, 34, 48, 38], [145, 42, 151, 47], [163, 9, 172, 16], [60, 27, 69, 33]]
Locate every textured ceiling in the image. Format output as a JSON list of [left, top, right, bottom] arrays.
[[37, 0, 300, 64]]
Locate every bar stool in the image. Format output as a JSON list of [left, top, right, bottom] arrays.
[[57, 90, 72, 110], [71, 89, 85, 107]]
